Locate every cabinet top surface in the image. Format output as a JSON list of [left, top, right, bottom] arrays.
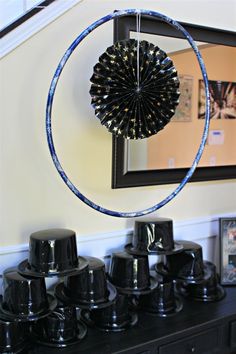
[[32, 287, 236, 354]]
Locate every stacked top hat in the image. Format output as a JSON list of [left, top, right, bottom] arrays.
[[55, 256, 117, 310], [123, 218, 184, 317], [18, 228, 88, 278], [79, 246, 160, 332], [125, 218, 183, 256], [155, 240, 226, 302], [0, 264, 58, 353], [0, 222, 227, 351], [108, 251, 158, 295], [31, 298, 87, 348], [58, 255, 139, 333], [0, 228, 91, 352], [0, 314, 29, 354]]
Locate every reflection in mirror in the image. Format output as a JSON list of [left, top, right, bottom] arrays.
[[128, 32, 236, 171]]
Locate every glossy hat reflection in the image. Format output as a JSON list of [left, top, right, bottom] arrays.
[[0, 269, 57, 321], [108, 251, 157, 295], [32, 302, 87, 348], [81, 294, 138, 332], [177, 261, 226, 302], [0, 313, 29, 353], [55, 256, 117, 309], [18, 228, 88, 277], [126, 218, 183, 255], [156, 240, 205, 283], [139, 272, 183, 316]]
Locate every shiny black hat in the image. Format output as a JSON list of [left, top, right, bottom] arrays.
[[81, 294, 138, 332], [18, 228, 88, 277], [32, 302, 87, 348], [0, 269, 57, 322], [177, 261, 226, 302], [139, 271, 183, 317], [155, 240, 205, 283], [125, 218, 183, 256], [108, 251, 157, 295], [0, 314, 29, 353], [55, 256, 117, 310]]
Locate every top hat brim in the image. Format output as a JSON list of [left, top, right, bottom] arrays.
[[175, 261, 226, 301], [125, 242, 183, 256], [178, 283, 226, 302], [0, 310, 29, 354], [80, 309, 138, 332], [140, 294, 183, 317], [0, 294, 57, 322], [55, 281, 117, 310], [0, 340, 29, 354], [32, 320, 87, 348], [17, 256, 88, 278], [112, 275, 158, 296]]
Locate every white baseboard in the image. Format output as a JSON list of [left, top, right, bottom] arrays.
[[0, 213, 235, 289]]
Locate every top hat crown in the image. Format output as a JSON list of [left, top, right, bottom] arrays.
[[18, 228, 88, 277], [126, 218, 183, 255]]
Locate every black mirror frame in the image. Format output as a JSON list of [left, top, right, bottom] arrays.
[[111, 15, 236, 189]]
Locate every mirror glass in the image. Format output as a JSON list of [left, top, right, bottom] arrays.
[[128, 32, 236, 171]]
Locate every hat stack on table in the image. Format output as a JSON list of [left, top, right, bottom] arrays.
[[121, 218, 225, 317], [0, 221, 226, 351], [0, 228, 90, 352], [156, 240, 226, 302], [123, 218, 184, 317], [55, 256, 133, 333]]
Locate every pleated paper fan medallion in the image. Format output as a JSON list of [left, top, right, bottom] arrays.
[[90, 39, 180, 139]]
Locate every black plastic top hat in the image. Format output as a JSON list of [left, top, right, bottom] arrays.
[[55, 256, 117, 309], [139, 271, 183, 317], [0, 269, 57, 322], [125, 218, 183, 256], [81, 293, 138, 332], [18, 228, 88, 277], [178, 261, 226, 302], [32, 303, 87, 348], [108, 251, 157, 295], [156, 240, 205, 283], [0, 313, 29, 353]]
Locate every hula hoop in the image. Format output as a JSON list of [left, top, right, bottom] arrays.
[[46, 9, 210, 218]]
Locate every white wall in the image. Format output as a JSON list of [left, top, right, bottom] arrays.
[[1, 0, 236, 247]]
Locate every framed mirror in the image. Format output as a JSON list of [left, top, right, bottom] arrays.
[[112, 15, 236, 188]]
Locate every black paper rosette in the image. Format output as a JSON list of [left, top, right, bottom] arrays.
[[90, 39, 180, 139]]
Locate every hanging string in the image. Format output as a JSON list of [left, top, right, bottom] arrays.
[[136, 11, 141, 92]]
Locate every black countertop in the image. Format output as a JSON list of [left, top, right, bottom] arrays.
[[30, 287, 236, 354]]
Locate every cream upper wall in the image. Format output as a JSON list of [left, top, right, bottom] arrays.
[[1, 0, 236, 247]]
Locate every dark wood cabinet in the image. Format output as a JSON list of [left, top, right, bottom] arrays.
[[31, 288, 236, 354], [159, 327, 221, 354], [230, 320, 236, 350]]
